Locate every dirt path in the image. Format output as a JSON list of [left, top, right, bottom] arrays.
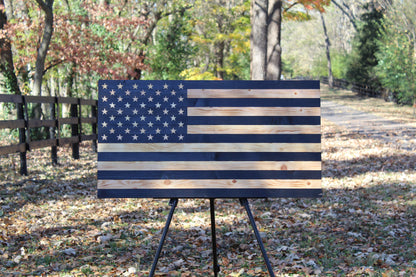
[[321, 100, 416, 151]]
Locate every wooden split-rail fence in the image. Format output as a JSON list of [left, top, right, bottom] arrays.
[[0, 94, 97, 175]]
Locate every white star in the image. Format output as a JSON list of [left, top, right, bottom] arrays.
[[117, 122, 123, 127], [140, 115, 146, 121], [178, 109, 184, 115], [133, 96, 138, 102], [163, 96, 169, 102], [102, 96, 108, 102], [140, 90, 146, 96], [125, 115, 130, 121], [102, 109, 108, 115], [179, 83, 184, 89], [132, 134, 138, 140], [125, 103, 131, 108], [171, 128, 176, 134], [117, 109, 123, 115], [117, 96, 123, 102], [110, 128, 115, 134], [155, 102, 161, 108], [117, 134, 123, 140], [178, 122, 184, 127], [125, 90, 131, 95], [163, 134, 169, 140], [155, 128, 161, 134], [171, 90, 176, 96], [148, 109, 153, 115], [110, 116, 115, 121], [101, 83, 108, 89], [155, 115, 161, 121], [163, 122, 169, 127], [109, 102, 116, 108], [140, 102, 146, 108], [110, 89, 116, 95], [148, 96, 153, 102], [147, 122, 154, 127], [178, 96, 184, 102], [125, 128, 130, 134], [133, 84, 138, 89], [147, 134, 153, 140], [140, 128, 146, 134], [171, 115, 176, 121], [163, 83, 169, 89], [156, 90, 161, 96], [117, 83, 123, 89], [101, 134, 107, 140], [178, 134, 184, 140], [132, 121, 139, 127], [170, 103, 177, 108], [102, 122, 108, 127], [148, 83, 153, 89], [163, 109, 169, 115], [133, 109, 138, 115]]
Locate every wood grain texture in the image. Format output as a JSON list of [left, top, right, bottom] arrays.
[[98, 143, 321, 153], [188, 125, 321, 134], [188, 107, 320, 116], [98, 179, 321, 189], [98, 161, 322, 171], [188, 89, 320, 98]]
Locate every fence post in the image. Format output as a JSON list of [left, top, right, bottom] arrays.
[[92, 103, 97, 152], [17, 97, 27, 175], [50, 98, 58, 165], [70, 100, 79, 159]]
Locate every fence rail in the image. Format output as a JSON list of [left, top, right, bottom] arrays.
[[0, 94, 97, 175], [320, 77, 384, 98]]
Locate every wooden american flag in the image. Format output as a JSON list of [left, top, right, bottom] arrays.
[[97, 80, 321, 198]]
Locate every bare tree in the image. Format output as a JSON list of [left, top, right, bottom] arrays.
[[320, 12, 333, 87]]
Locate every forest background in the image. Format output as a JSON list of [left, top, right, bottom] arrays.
[[0, 0, 415, 112]]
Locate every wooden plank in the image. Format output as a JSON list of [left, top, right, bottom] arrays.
[[29, 139, 57, 149], [81, 134, 97, 141], [188, 125, 321, 134], [98, 142, 321, 153], [188, 89, 320, 98], [0, 119, 25, 129], [58, 97, 78, 104], [0, 143, 26, 155], [98, 161, 322, 171], [0, 94, 23, 103], [80, 99, 97, 106], [98, 179, 321, 189], [59, 136, 79, 145], [28, 119, 56, 128], [188, 107, 321, 117], [59, 117, 78, 125], [80, 117, 97, 124], [25, 95, 55, 103]]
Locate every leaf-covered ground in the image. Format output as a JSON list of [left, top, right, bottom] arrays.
[[1, 86, 416, 276]]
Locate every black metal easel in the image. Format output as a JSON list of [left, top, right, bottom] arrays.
[[149, 198, 275, 277]]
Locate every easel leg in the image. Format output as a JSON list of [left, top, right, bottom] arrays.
[[149, 198, 178, 277], [210, 198, 220, 276], [240, 198, 275, 277]]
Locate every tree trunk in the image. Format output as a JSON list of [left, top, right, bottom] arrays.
[[266, 0, 282, 80], [0, 0, 21, 95], [32, 0, 54, 98], [320, 12, 334, 88], [251, 0, 268, 80], [31, 0, 54, 124]]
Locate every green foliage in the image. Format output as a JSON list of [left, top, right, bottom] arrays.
[[346, 3, 384, 86], [376, 25, 416, 105], [312, 51, 350, 79], [145, 11, 195, 80]]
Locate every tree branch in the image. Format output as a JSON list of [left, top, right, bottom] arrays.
[[331, 0, 357, 31]]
